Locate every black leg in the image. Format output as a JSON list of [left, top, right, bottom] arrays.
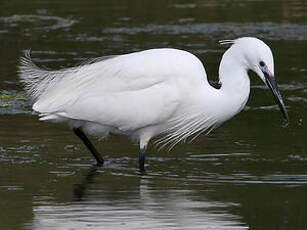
[[139, 147, 146, 172], [73, 128, 104, 166]]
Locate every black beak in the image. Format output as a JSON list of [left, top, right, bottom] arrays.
[[263, 70, 289, 123]]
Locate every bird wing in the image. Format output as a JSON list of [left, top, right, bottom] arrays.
[[58, 83, 180, 132], [19, 48, 207, 131]]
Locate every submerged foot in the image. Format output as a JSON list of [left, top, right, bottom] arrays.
[[95, 160, 104, 167]]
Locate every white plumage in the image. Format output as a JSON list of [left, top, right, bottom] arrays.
[[19, 37, 288, 171]]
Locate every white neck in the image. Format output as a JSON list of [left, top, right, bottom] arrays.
[[211, 45, 251, 122], [219, 45, 250, 94]]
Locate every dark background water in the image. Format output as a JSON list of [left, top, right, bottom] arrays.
[[0, 0, 306, 229]]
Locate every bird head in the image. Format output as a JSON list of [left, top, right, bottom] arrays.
[[220, 37, 289, 123]]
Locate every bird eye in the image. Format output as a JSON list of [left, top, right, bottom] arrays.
[[259, 61, 265, 67]]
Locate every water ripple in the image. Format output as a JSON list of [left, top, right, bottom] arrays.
[[185, 173, 307, 185], [103, 22, 307, 40], [0, 14, 78, 32]]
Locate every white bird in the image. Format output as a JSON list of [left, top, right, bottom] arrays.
[[19, 37, 289, 171]]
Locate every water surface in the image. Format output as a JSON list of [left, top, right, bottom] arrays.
[[0, 0, 306, 229]]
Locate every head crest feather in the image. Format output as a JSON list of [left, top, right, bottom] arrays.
[[218, 39, 235, 46]]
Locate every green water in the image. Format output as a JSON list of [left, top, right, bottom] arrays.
[[0, 0, 306, 229]]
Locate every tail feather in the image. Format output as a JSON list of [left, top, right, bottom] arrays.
[[18, 50, 72, 102], [18, 51, 118, 103]]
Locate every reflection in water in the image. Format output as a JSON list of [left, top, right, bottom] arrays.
[[29, 170, 247, 230], [73, 165, 100, 201]]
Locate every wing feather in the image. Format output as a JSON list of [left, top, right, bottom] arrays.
[[19, 49, 196, 113], [60, 84, 180, 132]]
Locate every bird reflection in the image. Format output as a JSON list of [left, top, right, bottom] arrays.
[[31, 166, 247, 230], [73, 165, 100, 201]]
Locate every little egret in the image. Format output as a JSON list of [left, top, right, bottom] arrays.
[[19, 37, 289, 171]]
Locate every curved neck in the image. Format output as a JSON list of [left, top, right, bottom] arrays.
[[206, 46, 251, 122], [218, 46, 250, 96]]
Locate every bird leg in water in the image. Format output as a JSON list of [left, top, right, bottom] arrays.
[[73, 128, 104, 166], [139, 146, 147, 172]]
